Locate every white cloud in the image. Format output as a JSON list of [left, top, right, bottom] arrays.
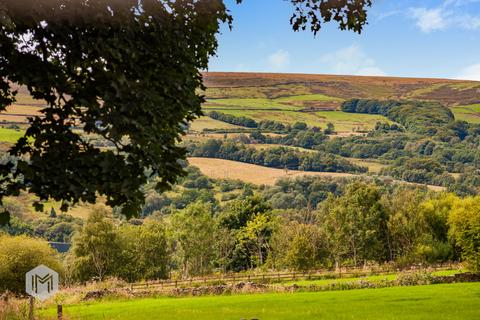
[[455, 63, 480, 81], [459, 14, 480, 29], [320, 45, 386, 77], [267, 50, 290, 71], [410, 7, 448, 32], [410, 0, 480, 32]]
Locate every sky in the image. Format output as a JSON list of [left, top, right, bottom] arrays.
[[208, 0, 480, 80]]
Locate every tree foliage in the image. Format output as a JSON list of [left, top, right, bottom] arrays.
[[0, 0, 372, 223], [448, 196, 480, 271], [0, 0, 231, 220], [0, 234, 62, 293], [189, 139, 367, 173]]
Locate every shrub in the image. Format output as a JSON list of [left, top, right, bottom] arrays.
[[448, 196, 480, 271], [396, 271, 434, 286], [0, 234, 63, 294]]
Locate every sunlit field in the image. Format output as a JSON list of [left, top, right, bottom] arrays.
[[38, 283, 480, 320]]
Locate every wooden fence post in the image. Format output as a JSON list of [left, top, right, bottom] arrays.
[[28, 296, 34, 320], [57, 304, 63, 320]]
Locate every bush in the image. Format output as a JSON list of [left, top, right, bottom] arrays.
[[0, 234, 63, 294], [448, 196, 480, 271], [396, 271, 434, 286]]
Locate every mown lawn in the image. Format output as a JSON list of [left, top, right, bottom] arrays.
[[39, 282, 480, 320]]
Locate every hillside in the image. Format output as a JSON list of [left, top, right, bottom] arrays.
[[1, 72, 480, 217], [203, 72, 480, 105]]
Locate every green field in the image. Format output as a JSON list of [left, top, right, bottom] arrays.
[[0, 127, 24, 143], [204, 108, 390, 131], [39, 283, 480, 320], [189, 116, 244, 132], [205, 98, 300, 110], [450, 104, 480, 123], [275, 94, 343, 102], [201, 94, 381, 132]]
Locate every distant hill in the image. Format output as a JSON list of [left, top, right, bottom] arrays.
[[203, 72, 480, 106]]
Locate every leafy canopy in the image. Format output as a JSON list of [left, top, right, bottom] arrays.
[[0, 0, 371, 223]]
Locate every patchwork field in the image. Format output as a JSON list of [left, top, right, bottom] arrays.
[[3, 73, 480, 135], [38, 283, 480, 320], [0, 73, 478, 193], [203, 72, 480, 105], [204, 107, 390, 132]]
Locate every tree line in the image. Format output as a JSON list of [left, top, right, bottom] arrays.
[[341, 99, 455, 135], [187, 139, 367, 173], [3, 178, 480, 292], [208, 111, 288, 132]]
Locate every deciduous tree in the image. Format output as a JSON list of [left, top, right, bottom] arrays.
[[0, 0, 372, 223]]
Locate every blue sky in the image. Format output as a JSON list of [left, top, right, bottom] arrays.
[[208, 0, 480, 80]]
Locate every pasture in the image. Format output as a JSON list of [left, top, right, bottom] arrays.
[[450, 104, 480, 123], [0, 127, 24, 143], [38, 282, 480, 320], [189, 157, 446, 192], [188, 157, 358, 185], [188, 116, 243, 132], [204, 95, 391, 132]]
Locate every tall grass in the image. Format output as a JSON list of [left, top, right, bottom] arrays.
[[0, 296, 29, 320]]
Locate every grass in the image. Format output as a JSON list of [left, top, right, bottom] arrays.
[[281, 269, 463, 287], [188, 157, 358, 185], [275, 94, 344, 102], [345, 158, 388, 174], [203, 95, 389, 132], [205, 98, 300, 110], [189, 116, 243, 131], [204, 84, 314, 99], [206, 108, 390, 132], [0, 127, 24, 143], [447, 82, 480, 90], [38, 282, 480, 320], [405, 83, 447, 99], [450, 104, 480, 123], [189, 157, 445, 192]]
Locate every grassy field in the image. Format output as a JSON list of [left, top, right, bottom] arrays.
[[280, 269, 463, 286], [39, 282, 480, 320], [202, 108, 388, 132], [189, 116, 244, 132], [203, 93, 390, 132], [346, 158, 388, 173], [188, 157, 446, 192], [0, 127, 24, 143], [450, 104, 480, 123], [203, 72, 480, 104], [188, 157, 358, 185], [205, 98, 301, 110]]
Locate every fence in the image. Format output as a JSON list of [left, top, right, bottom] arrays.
[[128, 262, 460, 292]]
